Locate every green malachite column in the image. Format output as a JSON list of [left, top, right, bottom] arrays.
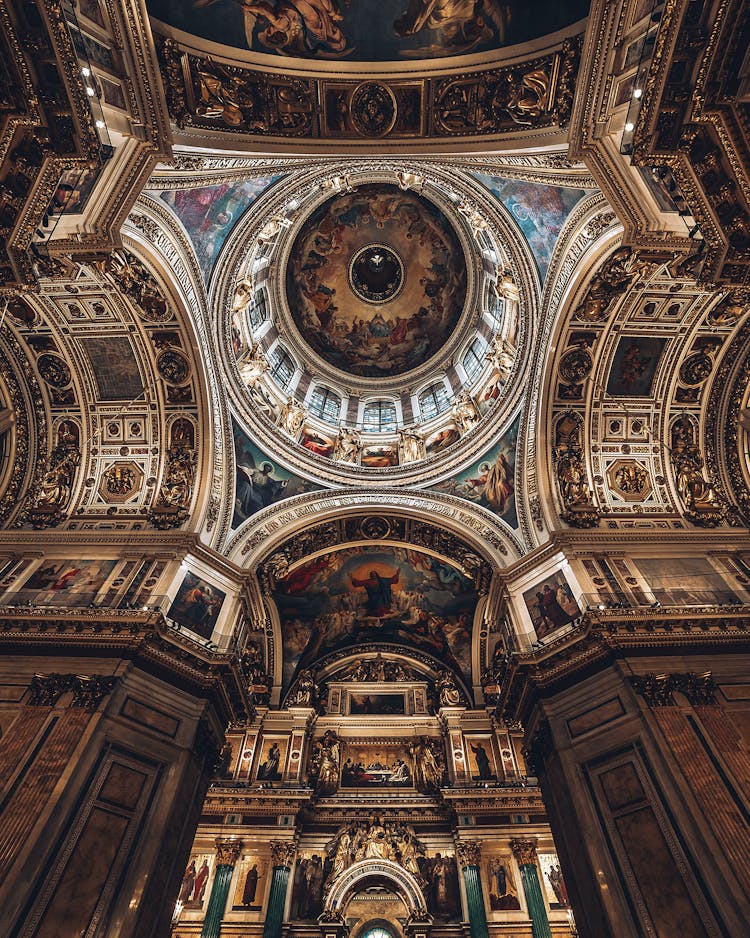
[[511, 840, 552, 938], [200, 839, 242, 938], [456, 840, 489, 938], [262, 840, 296, 938]]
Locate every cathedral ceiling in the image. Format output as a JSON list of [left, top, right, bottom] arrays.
[[2, 0, 750, 709]]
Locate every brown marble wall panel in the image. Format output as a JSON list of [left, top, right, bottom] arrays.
[[653, 707, 750, 893], [0, 708, 50, 792], [120, 696, 180, 738], [596, 759, 709, 937], [0, 709, 91, 887], [29, 751, 159, 937], [567, 697, 625, 738]]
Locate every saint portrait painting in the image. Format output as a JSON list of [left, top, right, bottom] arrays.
[[522, 573, 581, 641], [274, 545, 477, 696], [167, 571, 226, 640]]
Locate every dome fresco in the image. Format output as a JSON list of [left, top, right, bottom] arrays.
[[148, 0, 590, 61], [285, 183, 467, 379]]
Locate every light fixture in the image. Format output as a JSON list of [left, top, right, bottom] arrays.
[[95, 119, 105, 129], [625, 121, 635, 132], [633, 88, 643, 99], [86, 86, 95, 97], [81, 66, 91, 77]]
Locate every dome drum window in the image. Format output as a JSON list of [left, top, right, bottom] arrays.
[[309, 386, 342, 424], [362, 400, 398, 433], [419, 382, 451, 421], [270, 346, 296, 390]]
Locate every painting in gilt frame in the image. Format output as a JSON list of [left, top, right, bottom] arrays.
[[522, 572, 580, 641], [341, 740, 413, 787], [167, 571, 225, 640], [605, 336, 667, 397], [178, 854, 213, 909], [11, 559, 117, 607], [232, 855, 268, 909], [538, 852, 570, 908], [486, 855, 521, 910]]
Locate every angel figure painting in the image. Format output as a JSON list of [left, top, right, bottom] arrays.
[[274, 545, 477, 695], [149, 0, 590, 62], [431, 415, 518, 527], [232, 420, 320, 528]]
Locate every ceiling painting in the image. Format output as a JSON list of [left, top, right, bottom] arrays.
[[474, 173, 592, 282], [430, 414, 519, 527], [605, 336, 667, 397], [285, 183, 467, 378], [156, 176, 280, 281], [148, 1, 589, 61], [274, 545, 477, 695], [233, 418, 321, 529]]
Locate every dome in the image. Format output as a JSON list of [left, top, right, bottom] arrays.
[[285, 183, 467, 378]]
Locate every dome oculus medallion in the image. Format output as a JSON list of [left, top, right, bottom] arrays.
[[285, 183, 467, 379]]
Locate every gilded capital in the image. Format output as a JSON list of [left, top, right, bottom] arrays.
[[455, 839, 481, 868], [215, 838, 242, 866], [270, 840, 296, 868], [510, 839, 538, 866]]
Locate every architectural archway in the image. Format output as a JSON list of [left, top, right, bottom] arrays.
[[324, 860, 429, 919]]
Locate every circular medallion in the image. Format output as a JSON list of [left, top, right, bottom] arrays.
[[349, 243, 404, 304], [350, 82, 397, 137], [285, 183, 467, 378]]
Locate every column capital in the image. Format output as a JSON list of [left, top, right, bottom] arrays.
[[510, 839, 538, 866], [214, 838, 242, 866], [455, 839, 482, 868], [630, 673, 675, 708], [674, 671, 716, 705], [269, 839, 296, 868]]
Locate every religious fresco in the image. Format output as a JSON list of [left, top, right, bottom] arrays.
[[342, 740, 413, 787], [430, 414, 519, 527], [538, 853, 570, 908], [255, 737, 288, 781], [467, 737, 496, 780], [605, 336, 667, 396], [179, 854, 213, 909], [522, 572, 580, 641], [233, 419, 321, 528], [232, 855, 268, 909], [285, 183, 466, 378], [148, 1, 589, 60], [348, 691, 405, 715], [157, 177, 279, 281], [425, 425, 460, 455], [473, 173, 593, 282], [300, 429, 335, 458], [631, 557, 740, 606], [486, 855, 521, 910], [275, 545, 477, 694], [167, 570, 225, 639], [80, 336, 143, 400], [9, 559, 117, 606]]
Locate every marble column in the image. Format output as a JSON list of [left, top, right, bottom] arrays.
[[456, 840, 489, 938], [263, 840, 296, 938], [200, 839, 242, 938], [510, 840, 551, 938]]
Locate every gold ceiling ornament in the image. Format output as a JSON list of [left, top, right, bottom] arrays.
[[148, 418, 196, 530], [553, 414, 599, 529], [26, 420, 81, 529], [670, 416, 725, 527]]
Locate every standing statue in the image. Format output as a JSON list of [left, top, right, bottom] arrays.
[[398, 427, 424, 464], [451, 392, 481, 432], [334, 428, 361, 464], [238, 343, 269, 387], [279, 397, 305, 437], [288, 669, 317, 707], [312, 730, 340, 796], [408, 736, 445, 794], [231, 276, 255, 311], [436, 670, 462, 707], [494, 269, 519, 301]]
